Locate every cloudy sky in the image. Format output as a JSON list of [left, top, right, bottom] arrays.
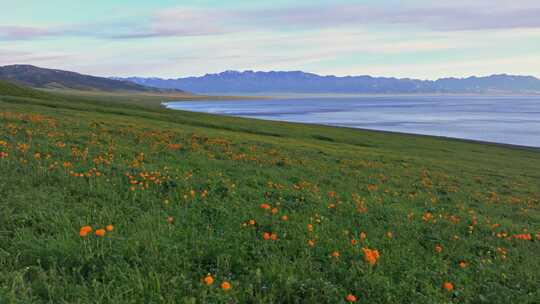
[[1, 0, 539, 79]]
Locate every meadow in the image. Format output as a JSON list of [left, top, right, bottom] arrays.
[[0, 81, 539, 303]]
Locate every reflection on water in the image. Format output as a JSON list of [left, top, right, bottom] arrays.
[[164, 95, 540, 148]]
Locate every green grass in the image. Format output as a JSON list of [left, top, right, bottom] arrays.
[[0, 83, 539, 303]]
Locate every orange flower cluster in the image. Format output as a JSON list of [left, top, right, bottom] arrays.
[[362, 247, 380, 266], [443, 282, 454, 292], [79, 225, 113, 237], [263, 232, 278, 241], [79, 226, 92, 237], [202, 274, 232, 291], [513, 233, 532, 240]]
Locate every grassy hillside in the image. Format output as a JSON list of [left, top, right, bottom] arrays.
[[0, 65, 183, 93], [0, 86, 539, 303], [0, 80, 53, 99]]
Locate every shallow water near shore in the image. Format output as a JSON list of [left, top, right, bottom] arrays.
[[164, 95, 540, 148]]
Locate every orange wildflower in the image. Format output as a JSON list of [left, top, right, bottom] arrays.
[[281, 215, 288, 221], [513, 233, 532, 240], [248, 219, 256, 225], [346, 294, 358, 302], [271, 233, 278, 241], [308, 239, 316, 247], [459, 261, 467, 269], [351, 239, 358, 246], [263, 232, 271, 240], [95, 229, 106, 237], [79, 226, 92, 237], [271, 208, 278, 215], [221, 281, 232, 291], [307, 224, 313, 232], [203, 274, 214, 286], [331, 251, 340, 258], [367, 184, 378, 191], [260, 203, 271, 210], [443, 282, 454, 292], [435, 244, 443, 254], [362, 247, 380, 266], [359, 232, 367, 241], [106, 225, 114, 232]]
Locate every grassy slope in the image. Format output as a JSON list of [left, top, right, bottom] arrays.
[[0, 85, 539, 303]]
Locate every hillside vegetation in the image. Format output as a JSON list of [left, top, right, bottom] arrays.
[[0, 85, 539, 303], [0, 65, 184, 93]]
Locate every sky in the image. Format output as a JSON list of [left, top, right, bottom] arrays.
[[1, 0, 539, 79]]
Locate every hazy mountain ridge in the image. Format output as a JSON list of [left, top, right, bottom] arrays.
[[0, 65, 183, 93], [115, 71, 540, 94]]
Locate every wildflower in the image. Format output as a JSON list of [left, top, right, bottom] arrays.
[[308, 239, 316, 247], [263, 232, 271, 240], [221, 281, 232, 291], [386, 231, 393, 238], [281, 215, 288, 221], [443, 282, 454, 292], [367, 184, 378, 191], [331, 251, 340, 258], [203, 274, 214, 286], [106, 225, 114, 232], [346, 294, 358, 302], [260, 203, 271, 210], [359, 232, 367, 241], [271, 233, 278, 241], [271, 208, 278, 215], [167, 216, 174, 224], [459, 261, 467, 268], [79, 226, 92, 237], [351, 239, 358, 246], [435, 244, 443, 254], [307, 224, 313, 232], [513, 233, 532, 240], [422, 212, 433, 222], [95, 229, 106, 237], [248, 219, 256, 225], [362, 247, 380, 266]]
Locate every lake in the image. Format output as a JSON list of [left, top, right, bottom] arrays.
[[164, 95, 540, 148]]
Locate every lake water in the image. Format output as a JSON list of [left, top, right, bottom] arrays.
[[164, 95, 540, 148]]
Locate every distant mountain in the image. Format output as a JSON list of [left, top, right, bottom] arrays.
[[0, 65, 183, 92], [116, 71, 540, 94]]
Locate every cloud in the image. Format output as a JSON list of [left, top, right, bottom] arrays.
[[240, 3, 540, 31], [2, 2, 540, 41], [0, 49, 75, 65], [0, 26, 54, 40]]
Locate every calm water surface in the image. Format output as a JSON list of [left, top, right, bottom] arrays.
[[164, 95, 540, 148]]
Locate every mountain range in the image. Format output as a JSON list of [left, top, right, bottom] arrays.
[[0, 65, 182, 93], [116, 71, 540, 94]]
